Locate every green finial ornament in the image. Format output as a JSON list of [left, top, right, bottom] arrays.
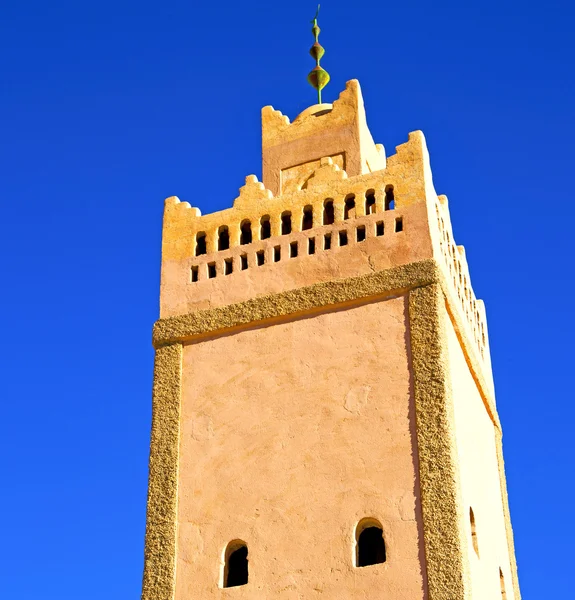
[[307, 4, 330, 104]]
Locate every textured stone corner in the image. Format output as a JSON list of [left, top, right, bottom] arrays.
[[409, 284, 471, 599], [141, 344, 183, 600]]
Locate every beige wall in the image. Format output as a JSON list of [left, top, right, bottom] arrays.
[[142, 80, 520, 600], [444, 308, 514, 599], [175, 296, 427, 598]]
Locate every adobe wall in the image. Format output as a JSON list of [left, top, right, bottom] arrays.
[[444, 308, 515, 599], [175, 296, 427, 598], [141, 79, 520, 600], [159, 126, 435, 320]]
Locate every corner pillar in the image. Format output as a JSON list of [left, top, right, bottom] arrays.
[[141, 343, 183, 600]]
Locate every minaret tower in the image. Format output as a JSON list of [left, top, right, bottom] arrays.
[[141, 14, 521, 600]]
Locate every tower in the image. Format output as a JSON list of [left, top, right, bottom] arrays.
[[142, 79, 521, 599]]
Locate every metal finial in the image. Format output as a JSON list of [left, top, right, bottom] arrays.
[[307, 4, 330, 104]]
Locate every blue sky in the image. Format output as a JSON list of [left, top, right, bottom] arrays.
[[1, 0, 573, 597]]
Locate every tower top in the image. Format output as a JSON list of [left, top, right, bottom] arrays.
[[262, 79, 385, 196]]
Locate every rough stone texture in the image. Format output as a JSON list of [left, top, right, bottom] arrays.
[[154, 259, 439, 347], [141, 344, 182, 600], [408, 284, 470, 599], [142, 79, 522, 599]]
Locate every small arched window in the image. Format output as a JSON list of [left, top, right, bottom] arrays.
[[223, 540, 248, 588], [260, 215, 271, 240], [365, 190, 376, 214], [470, 507, 479, 557], [385, 186, 395, 210], [355, 518, 386, 567], [499, 568, 507, 599], [302, 205, 313, 230], [195, 232, 207, 256], [240, 220, 252, 245], [344, 195, 356, 220], [218, 226, 230, 251], [323, 199, 335, 225], [281, 211, 292, 235]]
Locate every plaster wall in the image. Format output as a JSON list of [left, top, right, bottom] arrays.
[[161, 202, 430, 317], [175, 296, 427, 599], [444, 307, 514, 599]]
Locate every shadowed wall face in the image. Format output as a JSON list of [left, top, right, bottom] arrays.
[[175, 296, 427, 598]]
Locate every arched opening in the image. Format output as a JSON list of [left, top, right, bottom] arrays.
[[240, 220, 252, 245], [323, 199, 335, 225], [499, 568, 507, 599], [302, 205, 313, 230], [223, 540, 248, 588], [260, 215, 271, 240], [355, 518, 386, 567], [385, 186, 395, 210], [281, 211, 292, 235], [470, 507, 479, 557], [195, 232, 207, 256], [218, 226, 230, 251], [365, 190, 376, 214], [344, 194, 356, 220]]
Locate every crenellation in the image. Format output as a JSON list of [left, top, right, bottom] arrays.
[[146, 78, 520, 600], [163, 177, 398, 262], [433, 195, 489, 361], [186, 208, 404, 285], [160, 80, 488, 364]]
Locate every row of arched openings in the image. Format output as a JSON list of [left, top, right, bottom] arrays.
[[222, 518, 386, 588], [196, 188, 395, 257]]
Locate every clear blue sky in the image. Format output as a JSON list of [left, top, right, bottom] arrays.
[[1, 0, 572, 597]]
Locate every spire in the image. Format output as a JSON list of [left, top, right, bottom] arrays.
[[307, 5, 330, 104]]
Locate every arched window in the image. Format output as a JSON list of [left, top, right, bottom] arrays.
[[323, 199, 335, 225], [365, 190, 376, 214], [385, 186, 395, 210], [218, 226, 230, 251], [302, 205, 313, 230], [355, 518, 386, 567], [344, 194, 356, 220], [499, 568, 507, 599], [223, 540, 248, 588], [260, 215, 271, 240], [240, 220, 252, 245], [195, 232, 207, 256], [281, 211, 292, 235], [470, 507, 479, 557]]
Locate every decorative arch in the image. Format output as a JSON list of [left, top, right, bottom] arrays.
[[281, 211, 292, 235], [222, 539, 248, 588], [384, 185, 395, 210], [323, 198, 335, 225], [355, 518, 386, 567], [344, 194, 356, 220], [260, 215, 271, 240], [217, 225, 230, 251], [240, 220, 252, 245], [302, 205, 314, 230]]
